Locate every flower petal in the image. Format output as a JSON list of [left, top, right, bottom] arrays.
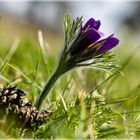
[[86, 28, 103, 43], [82, 18, 95, 31], [97, 36, 119, 53], [70, 29, 102, 55], [82, 18, 101, 31], [93, 20, 101, 30]]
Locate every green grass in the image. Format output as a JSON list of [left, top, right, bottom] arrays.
[[0, 28, 140, 139]]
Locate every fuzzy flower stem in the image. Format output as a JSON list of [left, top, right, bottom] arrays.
[[35, 68, 61, 110], [35, 46, 67, 110]]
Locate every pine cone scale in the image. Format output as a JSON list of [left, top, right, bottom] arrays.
[[0, 86, 50, 130]]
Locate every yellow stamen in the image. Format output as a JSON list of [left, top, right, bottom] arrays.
[[85, 25, 90, 31], [87, 43, 94, 48], [82, 25, 90, 33]]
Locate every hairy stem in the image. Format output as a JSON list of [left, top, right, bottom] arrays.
[[35, 69, 61, 110], [35, 47, 68, 110]]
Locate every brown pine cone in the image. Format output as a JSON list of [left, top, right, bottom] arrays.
[[0, 86, 51, 129]]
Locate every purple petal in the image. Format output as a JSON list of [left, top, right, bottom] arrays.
[[93, 20, 101, 30], [82, 18, 101, 31], [86, 28, 103, 43], [70, 29, 103, 55], [82, 18, 95, 31], [97, 36, 119, 53]]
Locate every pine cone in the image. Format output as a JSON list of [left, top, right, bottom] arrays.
[[0, 86, 51, 129]]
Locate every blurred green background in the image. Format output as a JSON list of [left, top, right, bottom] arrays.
[[0, 1, 140, 138], [0, 1, 139, 98]]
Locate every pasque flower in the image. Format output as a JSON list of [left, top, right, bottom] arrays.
[[35, 13, 119, 110], [69, 18, 119, 62]]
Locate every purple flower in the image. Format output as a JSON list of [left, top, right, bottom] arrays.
[[70, 18, 119, 56]]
